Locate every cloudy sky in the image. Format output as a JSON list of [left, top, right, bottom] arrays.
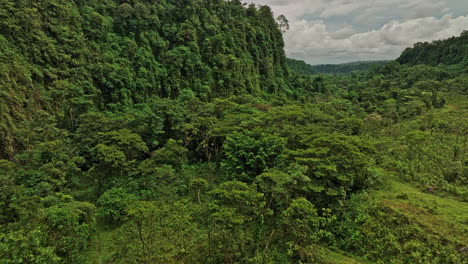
[[248, 0, 468, 64]]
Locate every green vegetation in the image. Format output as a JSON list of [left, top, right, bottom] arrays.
[[397, 31, 468, 66], [286, 58, 316, 75], [0, 1, 467, 263], [0, 0, 293, 159]]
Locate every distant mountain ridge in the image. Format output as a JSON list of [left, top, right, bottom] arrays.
[[287, 58, 390, 74], [288, 30, 468, 74]]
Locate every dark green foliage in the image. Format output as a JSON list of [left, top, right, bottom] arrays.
[[0, 161, 18, 224], [222, 130, 286, 182], [286, 58, 315, 75], [312, 61, 391, 74], [149, 139, 188, 170], [0, 0, 290, 160]]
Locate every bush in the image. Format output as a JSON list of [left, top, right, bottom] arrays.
[[97, 188, 137, 224]]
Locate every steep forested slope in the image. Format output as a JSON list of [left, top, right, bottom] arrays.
[[0, 0, 289, 159], [397, 31, 468, 66]]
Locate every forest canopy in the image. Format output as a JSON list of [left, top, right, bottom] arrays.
[[0, 1, 467, 263]]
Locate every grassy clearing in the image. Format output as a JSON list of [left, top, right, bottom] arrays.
[[376, 179, 468, 246]]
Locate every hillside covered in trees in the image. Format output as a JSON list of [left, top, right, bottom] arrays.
[[0, 0, 292, 159], [0, 1, 467, 264], [397, 31, 468, 66]]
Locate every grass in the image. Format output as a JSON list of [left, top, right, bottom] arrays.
[[374, 92, 468, 228], [376, 179, 468, 246], [83, 223, 118, 264], [320, 248, 372, 264]]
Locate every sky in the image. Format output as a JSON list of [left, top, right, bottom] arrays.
[[248, 0, 468, 64]]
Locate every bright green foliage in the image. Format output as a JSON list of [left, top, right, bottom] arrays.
[[208, 181, 271, 263], [254, 164, 311, 214], [255, 170, 294, 213], [43, 201, 96, 263], [209, 181, 268, 227], [282, 198, 321, 243], [116, 201, 203, 264], [337, 117, 365, 135], [178, 89, 196, 102], [0, 228, 61, 264], [222, 130, 286, 182], [289, 134, 374, 207], [337, 189, 467, 264], [90, 132, 147, 193], [282, 198, 333, 263], [0, 198, 95, 264], [97, 188, 137, 224]]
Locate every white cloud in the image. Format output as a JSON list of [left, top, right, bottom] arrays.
[[319, 1, 366, 18], [404, 1, 449, 19], [247, 0, 468, 64], [251, 0, 450, 19], [283, 14, 468, 64], [330, 25, 356, 39]]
